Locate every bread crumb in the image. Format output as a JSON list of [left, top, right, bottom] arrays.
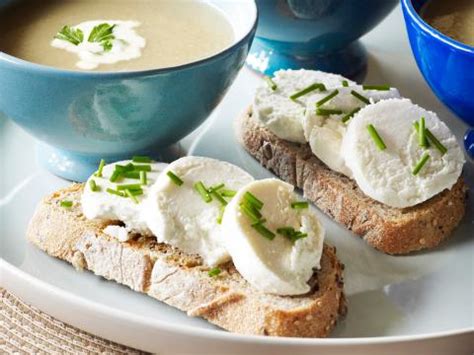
[[71, 251, 86, 271], [419, 238, 426, 245]]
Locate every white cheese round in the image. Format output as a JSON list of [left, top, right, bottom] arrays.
[[144, 156, 254, 266], [222, 179, 325, 296], [303, 86, 400, 177], [341, 98, 465, 208], [82, 160, 168, 235], [253, 69, 355, 143]]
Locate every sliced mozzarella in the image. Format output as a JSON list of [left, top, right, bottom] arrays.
[[222, 179, 325, 296], [253, 69, 355, 143], [303, 86, 400, 176], [82, 160, 167, 235], [144, 156, 254, 266], [341, 98, 465, 208]]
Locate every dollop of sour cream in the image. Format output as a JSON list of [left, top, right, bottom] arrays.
[[51, 20, 146, 70]]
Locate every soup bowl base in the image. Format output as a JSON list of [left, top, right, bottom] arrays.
[[37, 142, 185, 182], [246, 38, 367, 81]]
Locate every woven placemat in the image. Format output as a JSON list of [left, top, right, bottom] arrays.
[[0, 288, 144, 354]]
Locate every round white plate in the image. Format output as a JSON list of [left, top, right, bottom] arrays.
[[1, 6, 473, 354]]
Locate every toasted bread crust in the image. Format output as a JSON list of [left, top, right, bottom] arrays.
[[238, 107, 468, 254], [27, 184, 346, 338]]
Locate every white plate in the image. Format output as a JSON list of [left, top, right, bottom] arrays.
[[1, 6, 473, 354]]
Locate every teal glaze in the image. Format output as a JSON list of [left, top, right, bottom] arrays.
[[246, 0, 398, 79], [0, 1, 257, 181]]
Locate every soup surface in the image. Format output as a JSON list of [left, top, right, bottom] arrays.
[[0, 0, 234, 71], [421, 0, 474, 47]]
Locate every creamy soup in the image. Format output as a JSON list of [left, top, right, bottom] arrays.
[[0, 0, 234, 71], [421, 0, 474, 47]]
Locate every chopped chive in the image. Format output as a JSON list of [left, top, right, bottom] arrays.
[[116, 183, 142, 191], [125, 189, 139, 204], [128, 188, 143, 196], [140, 171, 147, 185], [342, 80, 349, 87], [106, 188, 126, 197], [243, 191, 264, 210], [209, 183, 225, 192], [167, 171, 183, 186], [123, 171, 140, 179], [419, 117, 428, 148], [425, 129, 447, 155], [413, 121, 430, 148], [290, 83, 325, 101], [351, 90, 370, 105], [109, 170, 121, 182], [210, 190, 228, 206], [412, 153, 430, 175], [95, 159, 106, 177], [132, 164, 152, 172], [216, 206, 225, 224], [132, 155, 152, 163], [251, 218, 267, 226], [115, 163, 134, 173], [276, 227, 295, 236], [367, 124, 387, 150], [341, 107, 361, 123], [291, 201, 309, 209], [316, 108, 344, 116], [264, 76, 277, 90], [316, 89, 339, 107], [89, 179, 99, 192], [276, 226, 308, 242], [60, 200, 73, 208], [240, 203, 262, 223], [220, 189, 236, 197], [362, 85, 390, 91], [208, 267, 221, 277], [291, 232, 308, 242], [194, 181, 212, 203], [251, 223, 276, 240]]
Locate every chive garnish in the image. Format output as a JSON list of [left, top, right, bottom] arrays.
[[342, 80, 349, 87], [240, 203, 262, 223], [316, 89, 339, 107], [367, 124, 387, 150], [264, 76, 277, 91], [210, 190, 228, 206], [140, 171, 147, 185], [95, 159, 106, 177], [276, 227, 308, 242], [116, 183, 142, 191], [128, 188, 143, 196], [243, 191, 264, 210], [89, 179, 99, 192], [194, 181, 212, 203], [362, 85, 390, 91], [413, 122, 447, 155], [316, 108, 344, 116], [412, 153, 430, 175], [251, 223, 276, 240], [125, 189, 139, 204], [209, 183, 225, 192], [216, 206, 225, 224], [106, 188, 126, 197], [220, 189, 236, 197], [351, 90, 370, 105], [419, 117, 428, 148], [132, 164, 152, 172], [132, 155, 152, 163], [290, 83, 326, 101], [341, 107, 361, 123], [115, 163, 134, 173], [167, 171, 183, 186], [109, 170, 121, 182], [123, 171, 140, 179], [60, 200, 73, 208], [208, 267, 221, 277], [291, 201, 309, 209]]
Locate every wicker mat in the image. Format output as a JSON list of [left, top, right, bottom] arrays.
[[0, 288, 144, 354]]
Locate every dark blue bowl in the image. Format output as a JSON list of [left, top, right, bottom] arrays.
[[401, 0, 474, 156]]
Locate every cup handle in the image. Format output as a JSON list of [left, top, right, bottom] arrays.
[[464, 128, 474, 159]]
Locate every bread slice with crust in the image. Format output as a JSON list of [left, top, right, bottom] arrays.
[[238, 107, 468, 254], [27, 184, 347, 338]]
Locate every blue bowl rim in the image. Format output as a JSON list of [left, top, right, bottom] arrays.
[[0, 0, 258, 78], [401, 0, 474, 55]]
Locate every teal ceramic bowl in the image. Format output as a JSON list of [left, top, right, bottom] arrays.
[[0, 1, 257, 181]]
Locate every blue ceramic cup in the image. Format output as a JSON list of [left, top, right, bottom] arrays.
[[401, 0, 474, 157], [246, 0, 398, 79], [0, 1, 257, 181]]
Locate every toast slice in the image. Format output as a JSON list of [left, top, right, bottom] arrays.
[[238, 107, 468, 254], [27, 184, 347, 338]]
